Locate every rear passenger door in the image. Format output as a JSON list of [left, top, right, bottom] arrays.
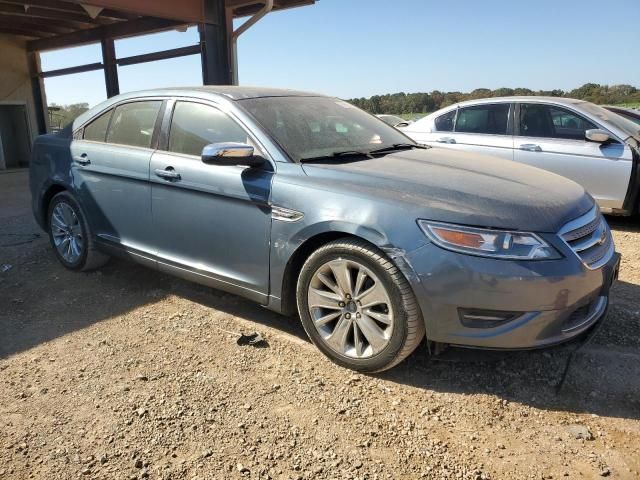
[[418, 104, 514, 161], [71, 100, 162, 257], [513, 103, 632, 210], [446, 103, 514, 160]]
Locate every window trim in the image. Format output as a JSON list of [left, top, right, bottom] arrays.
[[452, 102, 513, 137], [515, 102, 622, 143], [159, 97, 275, 168]]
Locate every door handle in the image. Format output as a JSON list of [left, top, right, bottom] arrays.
[[437, 137, 456, 144], [519, 144, 542, 152], [154, 167, 181, 181], [73, 153, 91, 165]]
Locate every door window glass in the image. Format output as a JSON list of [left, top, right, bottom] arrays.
[[455, 104, 509, 135], [106, 101, 161, 148], [83, 109, 113, 142], [434, 110, 455, 132], [519, 104, 597, 140], [169, 102, 250, 157]]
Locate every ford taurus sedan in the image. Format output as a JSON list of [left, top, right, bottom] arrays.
[[401, 97, 640, 216], [30, 87, 620, 372]]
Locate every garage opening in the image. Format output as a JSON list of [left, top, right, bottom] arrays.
[[0, 104, 31, 170]]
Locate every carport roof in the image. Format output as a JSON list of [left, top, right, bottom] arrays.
[[0, 0, 315, 51]]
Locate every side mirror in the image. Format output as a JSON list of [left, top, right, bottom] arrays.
[[201, 142, 264, 167], [585, 129, 611, 143]]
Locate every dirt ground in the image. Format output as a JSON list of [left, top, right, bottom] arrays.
[[1, 169, 639, 480]]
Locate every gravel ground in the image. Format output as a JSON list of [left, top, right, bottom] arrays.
[[1, 170, 640, 479]]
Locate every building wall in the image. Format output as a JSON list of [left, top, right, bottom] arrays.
[[0, 34, 46, 169]]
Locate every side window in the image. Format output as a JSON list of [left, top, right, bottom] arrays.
[[83, 109, 113, 142], [106, 101, 162, 148], [434, 110, 455, 132], [519, 104, 597, 140], [455, 104, 509, 135], [169, 102, 250, 157]]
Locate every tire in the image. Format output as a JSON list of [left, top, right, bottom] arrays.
[[47, 191, 109, 272], [296, 237, 425, 372]]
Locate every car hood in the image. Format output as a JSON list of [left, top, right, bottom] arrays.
[[301, 147, 594, 233]]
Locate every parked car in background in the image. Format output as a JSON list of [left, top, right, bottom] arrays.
[[402, 97, 640, 215], [604, 105, 640, 125], [376, 114, 411, 128], [30, 87, 619, 372]]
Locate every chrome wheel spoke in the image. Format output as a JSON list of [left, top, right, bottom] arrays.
[[353, 269, 368, 298], [317, 272, 341, 296], [58, 236, 70, 253], [51, 213, 66, 232], [363, 308, 392, 326], [356, 314, 389, 353], [357, 282, 388, 309], [325, 315, 352, 352], [353, 322, 365, 357], [308, 287, 342, 310], [329, 260, 353, 297], [314, 310, 341, 327]]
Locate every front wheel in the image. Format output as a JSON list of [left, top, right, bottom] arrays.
[[296, 238, 425, 372]]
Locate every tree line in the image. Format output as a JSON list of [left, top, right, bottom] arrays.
[[348, 83, 640, 115]]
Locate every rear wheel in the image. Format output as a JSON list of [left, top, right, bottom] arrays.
[[47, 191, 108, 271], [296, 238, 425, 372]]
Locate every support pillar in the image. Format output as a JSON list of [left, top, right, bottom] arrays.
[[101, 37, 120, 98], [27, 51, 48, 135], [199, 0, 231, 85]]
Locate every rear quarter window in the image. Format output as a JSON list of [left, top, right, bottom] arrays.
[[83, 109, 113, 142]]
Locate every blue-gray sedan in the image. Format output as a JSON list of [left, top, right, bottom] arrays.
[[29, 87, 620, 372]]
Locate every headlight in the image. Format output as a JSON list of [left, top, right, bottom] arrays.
[[418, 220, 561, 260]]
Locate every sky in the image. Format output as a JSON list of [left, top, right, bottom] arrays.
[[41, 0, 640, 107]]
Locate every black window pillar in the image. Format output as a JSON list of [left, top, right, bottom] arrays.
[[101, 37, 120, 98], [199, 0, 231, 85]]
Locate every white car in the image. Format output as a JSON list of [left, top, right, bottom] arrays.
[[402, 97, 640, 215]]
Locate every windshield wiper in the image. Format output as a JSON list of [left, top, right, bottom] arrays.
[[299, 150, 372, 163], [367, 143, 430, 155]]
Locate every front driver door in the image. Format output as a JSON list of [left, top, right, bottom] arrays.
[[150, 100, 273, 303], [513, 103, 633, 210]]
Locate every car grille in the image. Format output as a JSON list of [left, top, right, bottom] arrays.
[[558, 206, 614, 270]]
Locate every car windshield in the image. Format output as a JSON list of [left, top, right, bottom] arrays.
[[239, 96, 413, 162], [581, 102, 640, 139]]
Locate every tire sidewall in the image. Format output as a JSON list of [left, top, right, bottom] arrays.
[[297, 245, 409, 372], [47, 192, 89, 271]]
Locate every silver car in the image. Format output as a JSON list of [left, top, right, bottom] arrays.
[[30, 87, 620, 372], [402, 97, 640, 216]]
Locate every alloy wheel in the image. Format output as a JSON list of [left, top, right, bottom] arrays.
[[51, 202, 84, 264], [307, 258, 394, 359]]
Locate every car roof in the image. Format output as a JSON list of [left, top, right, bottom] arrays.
[[451, 96, 586, 108], [72, 86, 327, 128], [127, 86, 324, 101]]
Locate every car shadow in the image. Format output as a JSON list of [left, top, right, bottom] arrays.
[[606, 214, 640, 233], [376, 278, 640, 420]]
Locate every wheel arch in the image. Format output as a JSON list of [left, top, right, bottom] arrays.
[[40, 183, 69, 228], [278, 224, 392, 317]]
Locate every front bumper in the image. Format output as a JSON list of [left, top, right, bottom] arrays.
[[403, 238, 620, 349]]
